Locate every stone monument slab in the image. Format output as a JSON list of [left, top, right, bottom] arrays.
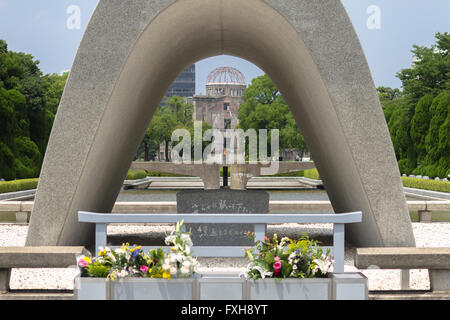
[[176, 190, 269, 246]]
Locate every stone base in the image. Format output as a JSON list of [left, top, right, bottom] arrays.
[[0, 269, 11, 293], [419, 210, 432, 223], [75, 273, 367, 300], [430, 270, 450, 292]]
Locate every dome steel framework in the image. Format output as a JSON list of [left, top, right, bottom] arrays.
[[206, 66, 246, 85]]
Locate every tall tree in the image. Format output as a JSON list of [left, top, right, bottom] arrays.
[[397, 32, 450, 102], [238, 75, 308, 156], [0, 39, 67, 179], [410, 94, 434, 164]]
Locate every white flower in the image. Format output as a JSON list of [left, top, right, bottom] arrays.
[[253, 265, 273, 279], [280, 237, 290, 246], [313, 256, 333, 274], [119, 270, 129, 278], [170, 254, 177, 263], [176, 253, 184, 262], [181, 266, 190, 274], [182, 260, 191, 268], [170, 267, 177, 275], [162, 262, 171, 271], [165, 235, 176, 245], [114, 248, 123, 254]]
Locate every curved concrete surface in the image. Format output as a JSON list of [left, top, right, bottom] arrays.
[[26, 0, 415, 249]]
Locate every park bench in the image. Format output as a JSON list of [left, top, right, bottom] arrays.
[[355, 247, 450, 292], [78, 211, 362, 273], [0, 246, 90, 294]]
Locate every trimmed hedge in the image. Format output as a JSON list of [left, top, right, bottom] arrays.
[[268, 171, 305, 177], [402, 177, 450, 193], [147, 170, 190, 177], [0, 178, 39, 194], [125, 170, 148, 180], [304, 169, 320, 180]]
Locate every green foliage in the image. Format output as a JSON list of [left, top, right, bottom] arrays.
[[402, 177, 450, 193], [13, 137, 41, 178], [397, 32, 450, 102], [0, 39, 67, 180], [386, 97, 416, 165], [238, 75, 307, 154], [377, 86, 401, 101], [86, 262, 112, 278], [146, 170, 190, 177], [0, 178, 39, 194], [424, 91, 450, 164], [268, 170, 304, 177], [410, 94, 434, 162], [42, 72, 68, 114], [304, 169, 320, 180], [125, 170, 148, 180], [136, 96, 210, 161], [0, 142, 15, 180]]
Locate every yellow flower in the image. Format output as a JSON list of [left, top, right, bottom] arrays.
[[130, 245, 142, 253], [83, 256, 91, 264], [162, 272, 171, 279], [107, 271, 118, 281], [98, 249, 106, 256]]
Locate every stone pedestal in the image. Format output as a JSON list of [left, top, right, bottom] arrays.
[[430, 270, 450, 292], [176, 190, 269, 246], [418, 210, 432, 223]]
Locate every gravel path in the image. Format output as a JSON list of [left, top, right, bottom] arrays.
[[1, 222, 449, 291]]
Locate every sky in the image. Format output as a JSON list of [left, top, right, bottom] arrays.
[[0, 0, 449, 93]]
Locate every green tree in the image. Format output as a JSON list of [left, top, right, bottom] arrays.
[[397, 32, 450, 102], [0, 39, 67, 179], [148, 108, 178, 161], [385, 96, 416, 174], [238, 75, 308, 156], [421, 91, 450, 177], [410, 94, 434, 163], [377, 86, 401, 101], [42, 72, 68, 114], [137, 96, 198, 161]]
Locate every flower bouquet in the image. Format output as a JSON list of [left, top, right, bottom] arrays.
[[240, 232, 335, 300], [75, 221, 200, 300], [77, 220, 198, 280], [243, 232, 334, 280]]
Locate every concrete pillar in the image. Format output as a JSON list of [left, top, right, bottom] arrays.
[[26, 0, 415, 249], [418, 210, 432, 223]]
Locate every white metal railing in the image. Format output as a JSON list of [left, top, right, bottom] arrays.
[[78, 211, 363, 273]]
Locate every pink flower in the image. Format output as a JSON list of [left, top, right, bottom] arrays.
[[78, 260, 88, 268], [274, 256, 281, 262], [140, 266, 149, 273], [274, 269, 281, 276], [273, 261, 282, 270], [77, 256, 91, 268]]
